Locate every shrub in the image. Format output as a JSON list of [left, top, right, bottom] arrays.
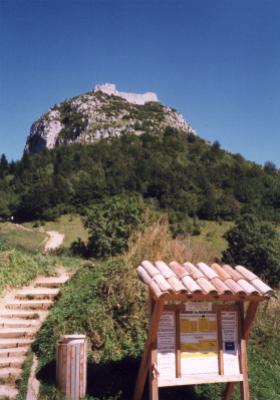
[[84, 194, 144, 258], [222, 214, 280, 286]]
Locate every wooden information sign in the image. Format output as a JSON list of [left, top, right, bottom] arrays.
[[134, 260, 275, 400]]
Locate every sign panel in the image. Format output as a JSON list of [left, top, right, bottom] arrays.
[[180, 311, 219, 375], [156, 305, 240, 382], [221, 311, 240, 375], [157, 311, 176, 379], [185, 302, 212, 312]]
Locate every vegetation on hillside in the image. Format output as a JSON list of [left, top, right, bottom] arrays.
[[223, 214, 280, 286], [79, 193, 144, 257], [0, 241, 56, 295], [1, 129, 280, 399], [1, 130, 280, 226]]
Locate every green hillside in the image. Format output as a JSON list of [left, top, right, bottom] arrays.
[[1, 130, 280, 399], [1, 130, 280, 226]]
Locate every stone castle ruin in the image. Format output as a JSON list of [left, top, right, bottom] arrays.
[[94, 83, 159, 105]]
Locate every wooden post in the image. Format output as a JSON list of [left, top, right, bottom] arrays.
[[217, 310, 224, 376], [243, 302, 259, 340], [238, 302, 249, 400], [175, 310, 181, 378], [149, 294, 158, 400], [56, 335, 87, 400], [223, 301, 259, 400], [149, 339, 158, 400], [223, 382, 235, 400], [134, 299, 164, 400]]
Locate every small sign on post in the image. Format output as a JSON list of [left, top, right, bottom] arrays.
[[56, 334, 87, 400], [135, 260, 275, 400]]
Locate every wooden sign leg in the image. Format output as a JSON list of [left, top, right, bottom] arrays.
[[149, 341, 158, 400], [243, 302, 259, 341], [223, 382, 235, 400], [238, 302, 259, 400], [223, 301, 259, 400], [133, 300, 164, 400], [239, 338, 249, 400]]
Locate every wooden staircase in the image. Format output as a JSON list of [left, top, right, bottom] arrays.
[[0, 271, 69, 399]]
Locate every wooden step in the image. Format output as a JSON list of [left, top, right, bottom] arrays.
[[35, 276, 68, 288], [0, 347, 29, 358], [0, 318, 39, 329], [0, 356, 25, 368], [0, 384, 18, 399], [0, 328, 36, 339], [5, 299, 53, 310], [0, 310, 41, 319], [0, 339, 32, 349], [15, 288, 60, 300], [0, 368, 22, 384]]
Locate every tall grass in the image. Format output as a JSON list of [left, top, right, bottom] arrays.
[[253, 291, 280, 338], [126, 216, 210, 266]]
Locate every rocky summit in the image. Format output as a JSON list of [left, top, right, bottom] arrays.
[[24, 83, 196, 154]]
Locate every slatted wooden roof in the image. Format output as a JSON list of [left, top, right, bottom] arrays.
[[137, 260, 275, 301]]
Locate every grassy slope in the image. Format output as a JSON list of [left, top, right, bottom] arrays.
[[190, 220, 233, 261], [0, 222, 46, 253], [0, 247, 57, 295], [24, 214, 88, 248], [18, 215, 228, 257], [33, 260, 148, 400]]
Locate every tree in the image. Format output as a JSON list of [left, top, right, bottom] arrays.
[[222, 214, 280, 286], [264, 160, 277, 173], [212, 140, 221, 151], [0, 154, 8, 168], [84, 194, 144, 258], [0, 192, 10, 219], [0, 154, 8, 177]]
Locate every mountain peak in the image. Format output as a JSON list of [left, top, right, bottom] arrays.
[[24, 84, 196, 155]]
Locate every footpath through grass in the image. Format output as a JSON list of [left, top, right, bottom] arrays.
[[24, 214, 88, 249]]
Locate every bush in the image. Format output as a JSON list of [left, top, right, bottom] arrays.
[[84, 194, 144, 258], [222, 214, 280, 286]]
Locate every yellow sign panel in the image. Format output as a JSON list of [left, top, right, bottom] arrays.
[[180, 312, 219, 374], [180, 315, 217, 333]]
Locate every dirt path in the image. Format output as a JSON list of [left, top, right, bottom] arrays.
[[26, 355, 40, 400], [44, 231, 65, 252]]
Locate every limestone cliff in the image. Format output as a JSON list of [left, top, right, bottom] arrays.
[[25, 83, 196, 154]]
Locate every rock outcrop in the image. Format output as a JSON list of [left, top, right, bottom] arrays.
[[25, 83, 196, 154]]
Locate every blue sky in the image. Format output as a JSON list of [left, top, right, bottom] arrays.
[[0, 0, 279, 164]]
